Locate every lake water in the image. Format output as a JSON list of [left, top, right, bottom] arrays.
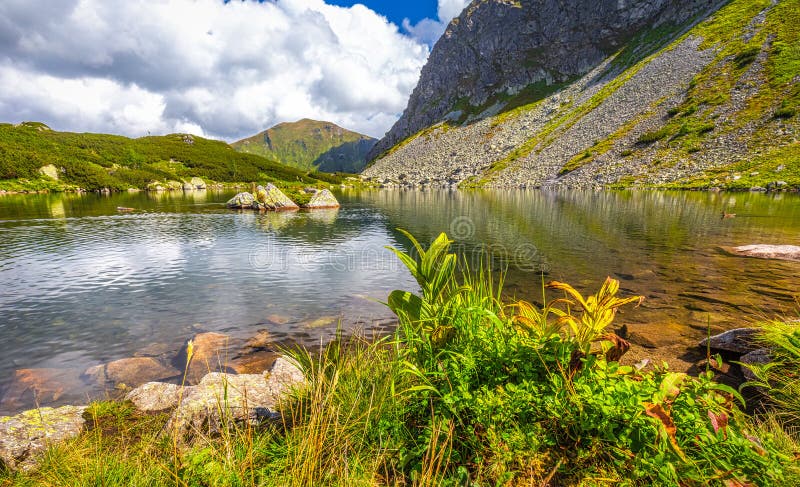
[[0, 189, 799, 413]]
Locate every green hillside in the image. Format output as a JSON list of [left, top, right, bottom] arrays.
[[0, 122, 342, 192], [233, 119, 376, 173]]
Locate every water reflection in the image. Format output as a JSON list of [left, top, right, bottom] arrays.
[[0, 188, 798, 413]]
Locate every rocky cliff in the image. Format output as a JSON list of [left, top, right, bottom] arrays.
[[365, 0, 799, 190], [234, 119, 376, 173]]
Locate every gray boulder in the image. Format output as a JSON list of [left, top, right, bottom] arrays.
[[302, 189, 340, 209], [254, 184, 299, 211], [166, 357, 304, 438], [226, 192, 256, 209], [125, 382, 188, 412], [0, 406, 86, 471], [739, 348, 771, 382], [699, 328, 759, 355]]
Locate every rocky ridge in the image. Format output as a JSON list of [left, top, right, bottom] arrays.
[[365, 0, 799, 190]]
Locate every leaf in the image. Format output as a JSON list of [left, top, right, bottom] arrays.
[[644, 402, 686, 461], [387, 290, 424, 322], [655, 372, 686, 403], [708, 410, 728, 439]]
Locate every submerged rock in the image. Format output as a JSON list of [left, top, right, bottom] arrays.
[[0, 368, 83, 412], [302, 188, 340, 209], [227, 192, 256, 209], [0, 406, 86, 471], [699, 328, 759, 355], [725, 244, 800, 262], [175, 332, 236, 384], [255, 184, 299, 211], [103, 357, 180, 387]]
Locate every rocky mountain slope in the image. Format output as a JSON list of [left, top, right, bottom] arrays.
[[233, 119, 376, 173], [365, 0, 800, 190]]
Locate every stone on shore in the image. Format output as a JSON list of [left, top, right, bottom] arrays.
[[699, 328, 760, 355], [226, 192, 256, 209], [725, 244, 800, 262], [167, 357, 304, 438], [255, 184, 299, 211], [0, 406, 86, 471], [739, 348, 771, 382], [302, 188, 340, 209], [190, 177, 206, 189], [125, 382, 188, 412]]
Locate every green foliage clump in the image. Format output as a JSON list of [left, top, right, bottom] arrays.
[[637, 127, 672, 144]]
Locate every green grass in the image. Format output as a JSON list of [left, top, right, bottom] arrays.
[[0, 122, 344, 192], [3, 231, 799, 486]]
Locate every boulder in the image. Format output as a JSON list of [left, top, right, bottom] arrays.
[[739, 348, 771, 382], [38, 164, 59, 180], [175, 332, 236, 384], [103, 357, 180, 387], [254, 184, 299, 211], [182, 182, 194, 191], [302, 189, 340, 209], [699, 328, 760, 355], [230, 351, 279, 375], [226, 192, 256, 209], [725, 244, 800, 262], [166, 357, 304, 438], [125, 382, 188, 412], [190, 177, 206, 189], [0, 406, 86, 471]]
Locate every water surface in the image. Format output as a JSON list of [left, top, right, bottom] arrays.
[[0, 189, 798, 413]]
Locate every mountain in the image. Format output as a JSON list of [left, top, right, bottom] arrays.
[[365, 0, 799, 190], [0, 122, 341, 192], [233, 119, 376, 173]]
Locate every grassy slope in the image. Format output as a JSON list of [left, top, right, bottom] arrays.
[[0, 122, 343, 192], [232, 119, 376, 173]]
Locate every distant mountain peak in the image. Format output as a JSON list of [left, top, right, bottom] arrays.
[[233, 119, 376, 173]]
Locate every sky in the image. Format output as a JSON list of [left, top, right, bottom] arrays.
[[0, 0, 471, 141]]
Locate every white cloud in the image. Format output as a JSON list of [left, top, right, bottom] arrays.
[[0, 0, 431, 140], [402, 0, 471, 47]]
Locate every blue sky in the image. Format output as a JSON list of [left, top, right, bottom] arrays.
[[0, 0, 471, 140], [326, 1, 439, 26]]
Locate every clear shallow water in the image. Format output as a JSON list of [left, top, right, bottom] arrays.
[[0, 189, 798, 412]]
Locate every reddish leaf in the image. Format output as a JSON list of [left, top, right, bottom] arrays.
[[644, 402, 686, 460], [708, 410, 729, 439]]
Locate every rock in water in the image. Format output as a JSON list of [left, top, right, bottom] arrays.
[[255, 184, 299, 211], [103, 357, 181, 387], [175, 332, 236, 384], [699, 328, 760, 355], [190, 177, 206, 189], [226, 192, 256, 209], [0, 406, 86, 470], [728, 245, 800, 262], [302, 189, 340, 209]]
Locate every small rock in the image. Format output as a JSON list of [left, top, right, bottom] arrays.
[[302, 189, 340, 209], [125, 382, 188, 412], [728, 244, 800, 262], [0, 406, 86, 471], [739, 348, 771, 382], [226, 192, 256, 209], [175, 332, 236, 384], [104, 357, 181, 387], [699, 328, 759, 355]]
